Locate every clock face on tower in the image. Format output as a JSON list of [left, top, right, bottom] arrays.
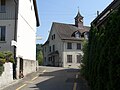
[[78, 18, 83, 22]]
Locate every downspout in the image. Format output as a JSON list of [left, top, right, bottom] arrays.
[[13, 0, 19, 79]]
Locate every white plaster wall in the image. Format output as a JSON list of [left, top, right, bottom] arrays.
[[16, 0, 37, 60], [47, 25, 63, 65], [23, 60, 36, 76], [0, 63, 13, 88], [63, 41, 83, 68], [50, 25, 64, 52], [43, 23, 84, 68]]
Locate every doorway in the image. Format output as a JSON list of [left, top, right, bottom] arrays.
[[19, 58, 24, 78]]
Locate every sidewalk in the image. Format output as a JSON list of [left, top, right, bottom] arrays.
[[1, 67, 45, 90], [76, 73, 90, 90]]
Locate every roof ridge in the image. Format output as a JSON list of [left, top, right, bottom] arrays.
[[53, 22, 74, 25]]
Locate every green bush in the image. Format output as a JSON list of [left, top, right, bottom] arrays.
[[4, 51, 14, 63], [0, 51, 14, 63], [0, 52, 4, 58], [81, 7, 120, 90], [0, 51, 14, 76], [0, 58, 6, 64]]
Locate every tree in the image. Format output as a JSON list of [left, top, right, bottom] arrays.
[[36, 44, 43, 65], [81, 8, 120, 90]]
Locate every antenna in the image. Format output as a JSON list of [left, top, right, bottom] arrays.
[[97, 11, 99, 16]]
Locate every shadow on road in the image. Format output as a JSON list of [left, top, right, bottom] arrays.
[[29, 68, 89, 90]]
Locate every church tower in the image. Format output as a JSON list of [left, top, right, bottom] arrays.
[[74, 10, 84, 29]]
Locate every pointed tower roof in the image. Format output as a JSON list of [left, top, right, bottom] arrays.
[[74, 10, 83, 19]]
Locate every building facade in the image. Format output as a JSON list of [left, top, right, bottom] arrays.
[[0, 0, 39, 79], [43, 11, 89, 68]]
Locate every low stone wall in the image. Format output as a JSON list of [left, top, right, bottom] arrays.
[[16, 58, 37, 79], [0, 63, 13, 88], [23, 59, 36, 76]]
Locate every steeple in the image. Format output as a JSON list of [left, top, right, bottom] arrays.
[[74, 9, 84, 29]]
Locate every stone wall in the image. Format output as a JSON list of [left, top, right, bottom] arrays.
[[23, 59, 36, 76], [0, 63, 13, 88]]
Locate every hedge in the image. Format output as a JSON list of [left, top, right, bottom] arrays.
[[81, 7, 120, 90]]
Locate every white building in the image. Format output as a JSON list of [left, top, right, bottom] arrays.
[[42, 11, 89, 68], [0, 0, 39, 79]]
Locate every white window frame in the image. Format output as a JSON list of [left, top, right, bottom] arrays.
[[67, 55, 72, 63], [76, 55, 82, 63], [67, 42, 72, 49], [77, 43, 81, 50]]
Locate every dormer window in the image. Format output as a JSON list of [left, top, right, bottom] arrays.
[[84, 32, 89, 39], [75, 31, 81, 38]]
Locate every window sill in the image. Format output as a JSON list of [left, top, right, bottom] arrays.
[[0, 41, 6, 43], [76, 49, 81, 50], [0, 11, 6, 13]]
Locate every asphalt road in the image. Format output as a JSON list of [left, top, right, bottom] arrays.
[[2, 66, 89, 90]]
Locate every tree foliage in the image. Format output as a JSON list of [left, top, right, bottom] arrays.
[[36, 44, 43, 65], [81, 8, 120, 90]]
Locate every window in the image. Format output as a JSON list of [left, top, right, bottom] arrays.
[[52, 34, 55, 40], [0, 26, 6, 41], [84, 32, 89, 39], [53, 45, 55, 51], [77, 43, 81, 50], [49, 46, 51, 52], [44, 57, 46, 62], [45, 47, 46, 52], [49, 57, 52, 61], [52, 35, 53, 40], [75, 31, 81, 38], [67, 42, 72, 49], [0, 0, 6, 12], [53, 34, 55, 39], [67, 55, 72, 63], [77, 55, 82, 63]]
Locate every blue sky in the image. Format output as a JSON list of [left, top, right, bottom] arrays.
[[36, 0, 113, 44]]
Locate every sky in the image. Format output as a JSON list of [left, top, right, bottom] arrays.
[[36, 0, 113, 44]]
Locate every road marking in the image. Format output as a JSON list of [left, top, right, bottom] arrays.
[[73, 74, 78, 90], [31, 76, 38, 81], [16, 69, 46, 90], [31, 69, 46, 81], [24, 81, 33, 84], [73, 82, 77, 90], [16, 84, 27, 90], [43, 70, 46, 73], [76, 74, 78, 79]]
